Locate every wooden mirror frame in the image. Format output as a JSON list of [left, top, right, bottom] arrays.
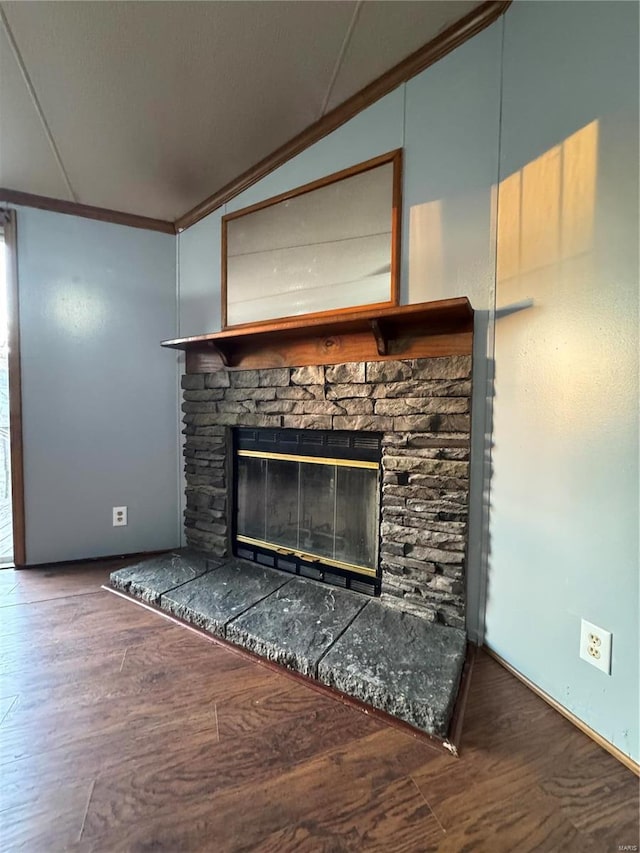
[[221, 148, 402, 330]]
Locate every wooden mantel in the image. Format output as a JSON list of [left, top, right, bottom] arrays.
[[161, 298, 474, 373]]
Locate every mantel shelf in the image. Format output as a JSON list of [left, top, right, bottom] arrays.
[[162, 298, 474, 373]]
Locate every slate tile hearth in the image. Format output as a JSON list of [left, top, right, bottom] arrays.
[[162, 560, 288, 637], [109, 549, 216, 603], [319, 601, 467, 736], [226, 577, 367, 678], [110, 550, 467, 739]]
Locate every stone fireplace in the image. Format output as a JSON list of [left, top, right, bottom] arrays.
[[111, 300, 475, 742], [182, 354, 471, 629]]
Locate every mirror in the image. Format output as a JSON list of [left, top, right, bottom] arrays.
[[222, 150, 402, 328]]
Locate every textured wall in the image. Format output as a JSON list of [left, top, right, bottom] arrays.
[[182, 356, 472, 627], [16, 207, 180, 563], [486, 0, 639, 763]]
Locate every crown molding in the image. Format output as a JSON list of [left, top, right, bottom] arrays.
[[0, 188, 176, 235]]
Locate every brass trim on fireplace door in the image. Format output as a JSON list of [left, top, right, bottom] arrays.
[[236, 449, 379, 470], [236, 535, 378, 578]]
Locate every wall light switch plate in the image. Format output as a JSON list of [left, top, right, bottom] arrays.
[[580, 618, 612, 675], [112, 506, 127, 527]]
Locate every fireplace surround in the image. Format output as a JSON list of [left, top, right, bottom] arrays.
[[181, 353, 472, 628], [109, 300, 477, 742]]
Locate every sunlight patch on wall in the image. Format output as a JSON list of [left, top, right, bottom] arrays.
[[561, 120, 599, 260], [495, 120, 602, 434], [497, 119, 599, 299], [51, 281, 108, 338], [407, 199, 444, 300]]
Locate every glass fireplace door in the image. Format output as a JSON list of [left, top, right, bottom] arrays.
[[235, 450, 379, 578]]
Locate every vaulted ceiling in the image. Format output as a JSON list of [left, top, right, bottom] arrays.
[[0, 1, 481, 222]]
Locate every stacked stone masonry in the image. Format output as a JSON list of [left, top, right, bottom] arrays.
[[182, 356, 472, 629]]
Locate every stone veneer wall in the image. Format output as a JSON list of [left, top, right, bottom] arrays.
[[181, 356, 472, 628]]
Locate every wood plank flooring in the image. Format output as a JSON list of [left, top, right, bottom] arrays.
[[0, 560, 637, 852]]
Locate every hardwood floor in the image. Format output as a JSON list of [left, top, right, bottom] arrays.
[[0, 561, 637, 852]]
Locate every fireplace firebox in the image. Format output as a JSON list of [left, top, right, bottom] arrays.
[[233, 428, 382, 595]]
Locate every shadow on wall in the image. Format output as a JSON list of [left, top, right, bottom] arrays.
[[467, 310, 494, 644]]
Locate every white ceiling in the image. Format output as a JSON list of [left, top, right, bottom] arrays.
[[0, 1, 480, 222]]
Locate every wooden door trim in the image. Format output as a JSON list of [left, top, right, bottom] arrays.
[[2, 210, 26, 565]]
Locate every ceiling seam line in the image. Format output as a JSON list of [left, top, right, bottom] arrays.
[[0, 3, 78, 203], [319, 0, 363, 119]]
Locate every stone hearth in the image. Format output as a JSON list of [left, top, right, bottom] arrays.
[[109, 550, 467, 739], [182, 355, 472, 628]]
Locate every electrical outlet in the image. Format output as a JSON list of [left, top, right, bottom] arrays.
[[580, 619, 612, 674], [112, 506, 127, 527]]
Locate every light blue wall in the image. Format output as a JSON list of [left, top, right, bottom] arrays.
[[403, 27, 501, 309], [16, 207, 180, 563], [177, 210, 222, 337], [486, 0, 639, 763]]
